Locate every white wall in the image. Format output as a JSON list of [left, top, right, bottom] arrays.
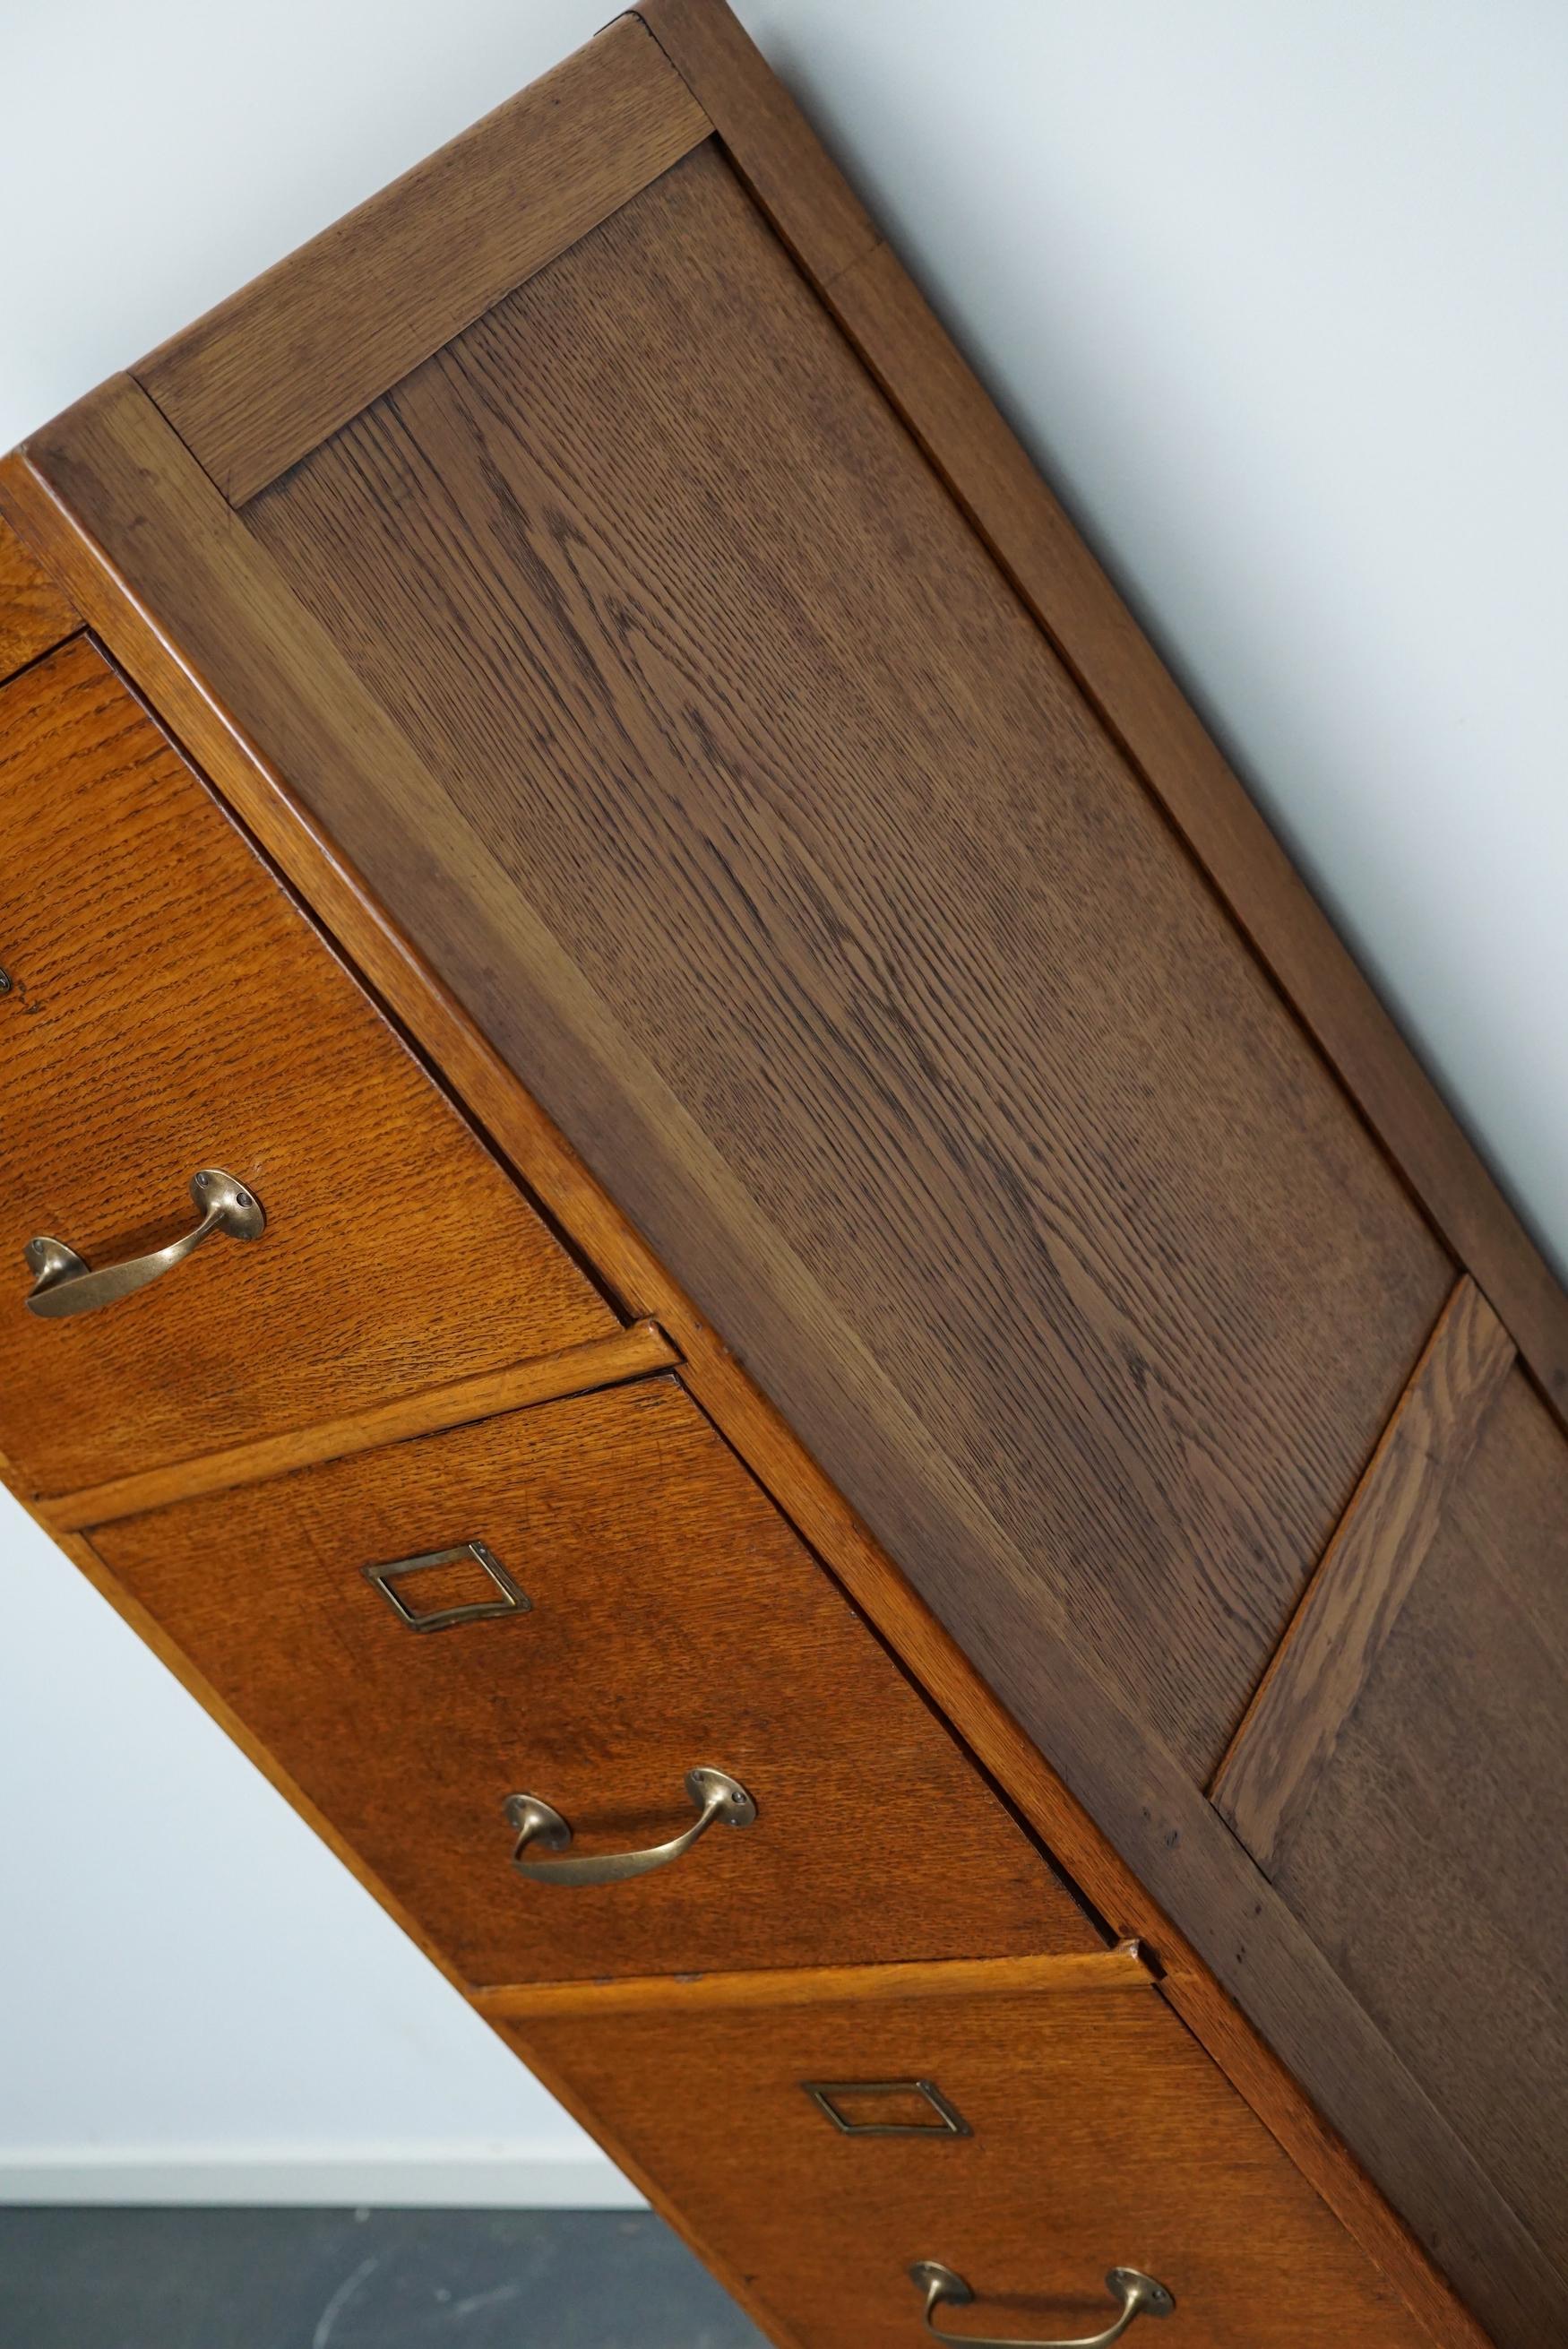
[[4, 0, 1565, 2194]]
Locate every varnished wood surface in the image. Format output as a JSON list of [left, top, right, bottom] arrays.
[[1215, 1277, 1516, 1869], [44, 1319, 677, 1533], [92, 1376, 1098, 1986], [636, 0, 877, 284], [500, 1961, 1429, 2349], [9, 323, 1536, 2349], [0, 638, 614, 1494], [477, 1945, 1150, 2023], [246, 142, 1451, 1781], [637, 0, 1568, 1439], [0, 437, 1493, 2349], [1265, 1364, 1568, 2289], [0, 513, 76, 678], [137, 19, 711, 503]]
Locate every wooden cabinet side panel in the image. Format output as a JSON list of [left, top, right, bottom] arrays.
[[134, 18, 711, 502], [634, 0, 1568, 1433], [1213, 1277, 1517, 1868], [1255, 1365, 1568, 2286]]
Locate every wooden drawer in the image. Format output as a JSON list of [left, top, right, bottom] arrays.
[[87, 1376, 1097, 1985], [488, 1954, 1429, 2349], [0, 639, 614, 1496]]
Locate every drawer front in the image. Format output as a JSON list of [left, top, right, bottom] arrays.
[[89, 1377, 1096, 1984], [495, 1960, 1427, 2349], [0, 639, 614, 1494]]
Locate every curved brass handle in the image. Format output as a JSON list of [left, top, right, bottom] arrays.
[[25, 1170, 265, 1319], [910, 2263, 1174, 2347], [504, 1767, 756, 1886]]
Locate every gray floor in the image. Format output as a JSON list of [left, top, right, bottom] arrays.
[[0, 2207, 769, 2347]]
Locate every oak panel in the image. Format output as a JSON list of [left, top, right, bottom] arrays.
[[91, 1377, 1098, 1986], [1263, 1364, 1568, 2283], [137, 18, 711, 502], [247, 142, 1452, 1778], [637, 0, 1568, 1432], [0, 512, 75, 676], [0, 639, 613, 1492], [498, 1959, 1428, 2349], [1214, 1277, 1517, 1868]]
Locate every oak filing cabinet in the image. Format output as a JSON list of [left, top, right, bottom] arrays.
[[3, 5, 1564, 2344]]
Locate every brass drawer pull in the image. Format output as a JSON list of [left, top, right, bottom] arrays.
[[25, 1169, 265, 1318], [910, 2263, 1174, 2347], [504, 1767, 756, 1887]]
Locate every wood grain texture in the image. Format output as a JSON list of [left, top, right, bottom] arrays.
[[0, 511, 76, 677], [246, 142, 1452, 1779], [43, 1319, 676, 1532], [637, 0, 1568, 1437], [136, 18, 711, 503], [1266, 1363, 1568, 2288], [92, 1375, 1098, 1987], [634, 0, 879, 284], [1, 425, 1501, 2349], [500, 1963, 1430, 2349], [1215, 1278, 1516, 1870], [476, 1946, 1150, 2024], [0, 637, 613, 1494]]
